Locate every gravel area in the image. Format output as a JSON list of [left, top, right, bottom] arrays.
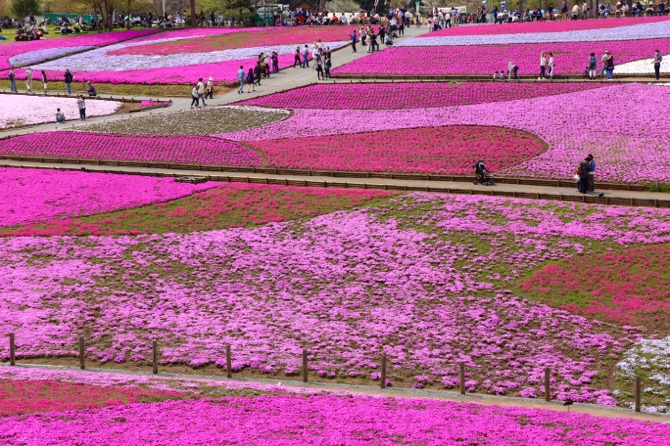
[[78, 106, 290, 136]]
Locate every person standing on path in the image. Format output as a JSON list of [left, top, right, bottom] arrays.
[[301, 45, 310, 68], [41, 70, 47, 93], [547, 53, 555, 79], [206, 77, 214, 100], [324, 55, 331, 79], [77, 95, 86, 120], [25, 67, 33, 93], [576, 157, 590, 194], [315, 56, 324, 80], [253, 62, 262, 87], [605, 51, 615, 80], [588, 53, 597, 79], [237, 66, 245, 94], [64, 69, 73, 95], [8, 68, 17, 92], [246, 68, 255, 93], [653, 50, 663, 81], [350, 30, 358, 53], [586, 154, 596, 193], [271, 51, 279, 74], [539, 53, 547, 79], [600, 51, 609, 78]]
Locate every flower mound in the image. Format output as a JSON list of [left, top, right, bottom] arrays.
[[0, 168, 216, 227], [246, 125, 547, 174], [239, 82, 605, 110], [0, 96, 121, 129], [519, 244, 670, 333], [333, 38, 670, 76], [0, 132, 262, 167], [0, 395, 669, 445]]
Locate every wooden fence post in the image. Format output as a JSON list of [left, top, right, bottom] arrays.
[[152, 340, 158, 375], [302, 349, 308, 383], [459, 362, 466, 394], [544, 368, 551, 402], [8, 333, 15, 366], [225, 344, 232, 379], [634, 376, 641, 413], [79, 336, 85, 370], [380, 354, 387, 389]]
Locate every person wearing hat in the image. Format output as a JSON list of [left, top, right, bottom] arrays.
[[206, 77, 214, 100]]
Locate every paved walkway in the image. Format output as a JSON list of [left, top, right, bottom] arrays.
[[2, 158, 668, 204], [5, 363, 668, 423]]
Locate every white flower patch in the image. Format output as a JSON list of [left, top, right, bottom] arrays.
[[617, 56, 670, 75], [399, 21, 670, 47], [9, 46, 94, 67], [617, 336, 670, 413], [30, 39, 348, 72], [0, 95, 121, 129]]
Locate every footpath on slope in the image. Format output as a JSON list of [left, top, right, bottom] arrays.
[[3, 363, 668, 423], [1, 158, 669, 207]]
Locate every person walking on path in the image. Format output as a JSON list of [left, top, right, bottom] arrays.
[[8, 68, 17, 92], [271, 51, 279, 74], [41, 70, 47, 93], [586, 154, 597, 193], [350, 30, 358, 53], [653, 50, 663, 81], [315, 56, 324, 80], [25, 67, 33, 93], [206, 77, 214, 100], [293, 47, 301, 68], [246, 68, 255, 93], [77, 95, 86, 120], [55, 108, 65, 123], [588, 53, 597, 79], [237, 66, 245, 94], [196, 78, 206, 106], [190, 84, 200, 108], [324, 55, 332, 79], [64, 69, 73, 95], [605, 51, 615, 80]]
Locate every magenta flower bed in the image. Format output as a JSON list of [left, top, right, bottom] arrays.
[[223, 83, 670, 183], [423, 16, 670, 37], [0, 132, 262, 167], [0, 29, 159, 70], [0, 395, 668, 445], [0, 167, 216, 227], [333, 38, 670, 76], [240, 82, 604, 110], [246, 125, 546, 174]]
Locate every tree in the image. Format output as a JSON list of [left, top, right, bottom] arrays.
[[324, 0, 362, 13], [11, 0, 41, 17]]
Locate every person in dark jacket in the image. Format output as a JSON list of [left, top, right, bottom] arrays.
[[246, 68, 255, 93], [253, 62, 262, 86], [64, 69, 73, 95]]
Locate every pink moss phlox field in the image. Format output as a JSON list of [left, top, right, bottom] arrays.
[[0, 395, 669, 445], [0, 379, 184, 416], [423, 16, 670, 37], [223, 83, 670, 183], [0, 29, 159, 69], [6, 194, 670, 402], [0, 132, 262, 167], [332, 38, 670, 76], [110, 26, 358, 56], [246, 125, 546, 174], [239, 82, 605, 110], [0, 168, 216, 227]]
